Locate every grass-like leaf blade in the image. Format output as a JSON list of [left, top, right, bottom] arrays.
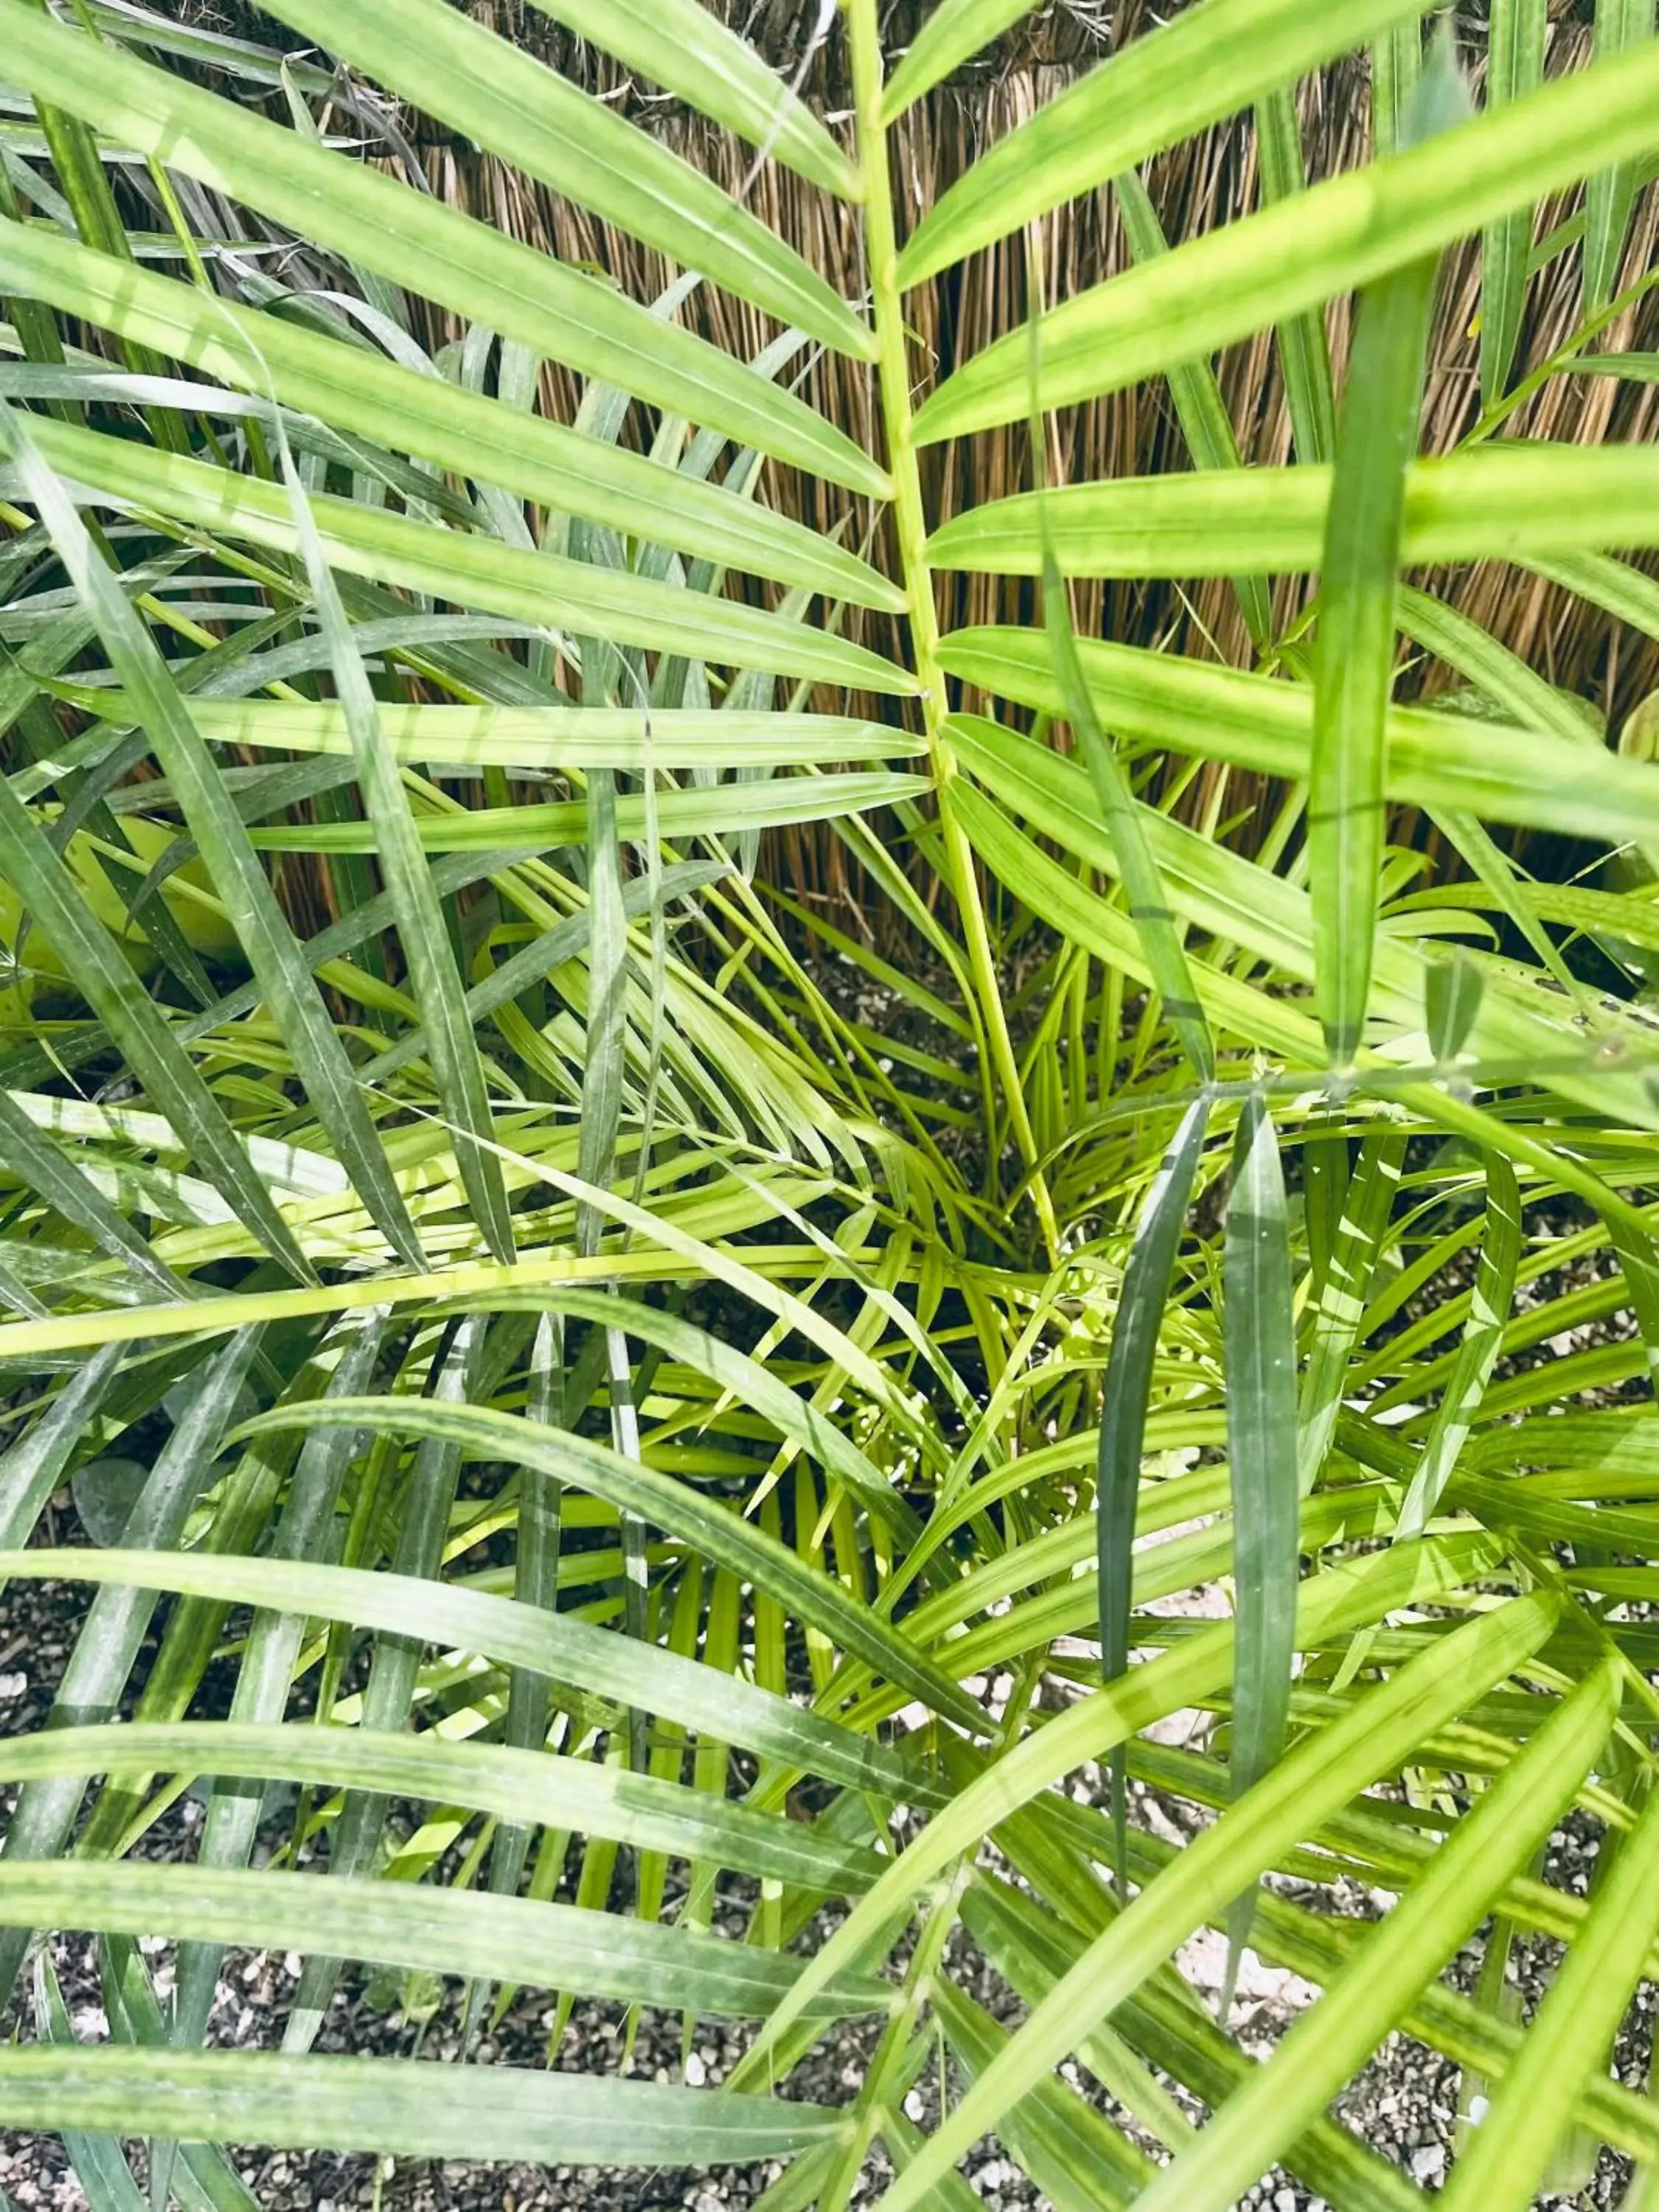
[[1221, 1095, 1298, 1992], [1096, 1099, 1210, 1888], [1041, 555, 1214, 1082], [1310, 46, 1458, 1064], [914, 38, 1659, 441], [257, 0, 873, 361], [1584, 0, 1655, 310], [1254, 86, 1336, 463], [0, 2047, 844, 2166], [0, 2, 885, 494], [869, 1590, 1559, 2212], [1397, 1149, 1523, 1539], [278, 441, 512, 1264], [1127, 1655, 1618, 2212], [1480, 0, 1547, 403]]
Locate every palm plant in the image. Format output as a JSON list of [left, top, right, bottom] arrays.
[[1, 0, 1659, 2203]]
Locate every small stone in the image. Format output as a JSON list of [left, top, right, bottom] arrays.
[[0, 1672, 26, 1700], [1274, 2190, 1296, 2211], [684, 2051, 707, 2087], [1409, 2143, 1446, 2185]]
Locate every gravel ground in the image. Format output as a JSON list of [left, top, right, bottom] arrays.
[[1, 1557, 1641, 2212], [1, 1192, 1649, 2212]]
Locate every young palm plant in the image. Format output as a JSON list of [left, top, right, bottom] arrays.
[[1, 0, 1659, 2204]]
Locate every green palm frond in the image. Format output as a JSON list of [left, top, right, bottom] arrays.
[[0, 0, 1657, 2202]]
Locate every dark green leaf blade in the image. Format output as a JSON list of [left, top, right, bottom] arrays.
[[1096, 1099, 1211, 1891], [1221, 1094, 1298, 1990], [276, 439, 512, 1264], [0, 397, 425, 1274]]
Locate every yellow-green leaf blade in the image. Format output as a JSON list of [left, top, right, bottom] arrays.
[[105, 700, 919, 771], [1255, 86, 1337, 462], [881, 0, 1045, 120], [1439, 1773, 1659, 2212], [255, 0, 874, 361], [870, 1590, 1562, 2212], [1040, 554, 1214, 1082], [0, 217, 900, 610], [521, 0, 858, 198], [1127, 1656, 1619, 2212], [897, 0, 1436, 285], [278, 442, 512, 1263], [28, 416, 916, 697], [228, 1399, 988, 1732], [1397, 1150, 1523, 1538], [0, 1555, 915, 1801], [734, 1533, 1507, 2092], [0, 1861, 891, 2022], [926, 445, 1659, 577], [0, 2046, 844, 2167], [934, 627, 1659, 847], [913, 41, 1659, 441], [0, 1, 886, 494], [245, 773, 931, 855]]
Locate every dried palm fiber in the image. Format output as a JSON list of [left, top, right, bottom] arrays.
[[168, 3, 1659, 949]]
